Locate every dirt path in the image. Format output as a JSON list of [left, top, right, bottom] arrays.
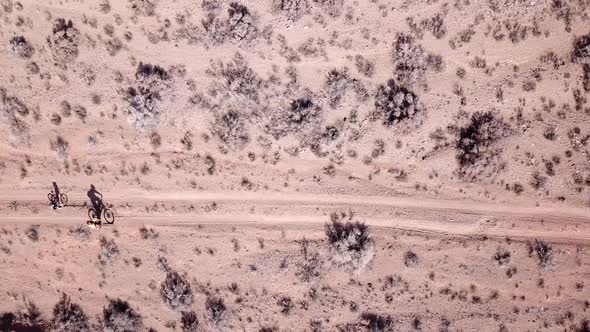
[[1, 190, 589, 245]]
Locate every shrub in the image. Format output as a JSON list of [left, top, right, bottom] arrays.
[[48, 18, 80, 63], [50, 136, 70, 159], [180, 310, 199, 332], [325, 218, 370, 253], [360, 312, 394, 331], [272, 0, 309, 21], [404, 250, 418, 267], [25, 225, 39, 242], [123, 86, 161, 131], [573, 32, 590, 60], [18, 299, 46, 329], [99, 237, 119, 264], [210, 110, 249, 149], [354, 55, 375, 77], [531, 239, 553, 267], [205, 296, 226, 323], [493, 248, 511, 265], [373, 79, 423, 126], [102, 298, 143, 332], [10, 36, 34, 58], [51, 293, 90, 332], [160, 270, 194, 309], [227, 2, 257, 41], [277, 296, 294, 314], [455, 111, 509, 168], [391, 33, 441, 84], [129, 0, 157, 16], [139, 226, 158, 239], [136, 62, 170, 81], [325, 213, 374, 269]]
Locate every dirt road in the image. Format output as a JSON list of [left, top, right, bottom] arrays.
[[1, 191, 589, 245]]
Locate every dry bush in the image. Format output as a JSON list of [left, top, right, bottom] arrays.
[[324, 68, 367, 108], [572, 32, 590, 61], [530, 239, 553, 267], [420, 13, 446, 39], [102, 298, 143, 332], [354, 55, 375, 77], [265, 95, 321, 139], [48, 18, 80, 63], [180, 310, 199, 332], [272, 0, 309, 21], [312, 0, 344, 17], [325, 212, 374, 269], [373, 79, 423, 126], [160, 270, 194, 309], [227, 3, 257, 41], [25, 225, 39, 242], [10, 36, 34, 58], [123, 86, 161, 130], [210, 110, 250, 150], [129, 0, 157, 16], [181, 131, 193, 150], [277, 296, 294, 314], [204, 154, 216, 174], [99, 237, 120, 265], [122, 62, 171, 131], [139, 226, 158, 239], [205, 296, 226, 323], [391, 33, 443, 85], [202, 2, 257, 44], [206, 53, 262, 101], [51, 293, 90, 332], [404, 250, 418, 266], [453, 111, 510, 180], [50, 136, 70, 159], [360, 313, 394, 331], [16, 299, 47, 331], [136, 62, 170, 81], [1, 87, 29, 116], [295, 238, 322, 282], [69, 225, 91, 240], [493, 248, 511, 265]]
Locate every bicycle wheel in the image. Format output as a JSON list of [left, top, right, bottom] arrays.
[[47, 193, 55, 203], [103, 209, 115, 224], [88, 208, 98, 220], [60, 193, 68, 205]]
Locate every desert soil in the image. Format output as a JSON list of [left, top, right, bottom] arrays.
[[1, 0, 590, 331]]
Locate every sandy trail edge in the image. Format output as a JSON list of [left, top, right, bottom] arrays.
[[1, 191, 589, 245]]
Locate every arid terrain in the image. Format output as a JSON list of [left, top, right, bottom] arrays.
[[1, 0, 590, 330]]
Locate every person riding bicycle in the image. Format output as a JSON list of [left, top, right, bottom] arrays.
[[87, 184, 103, 220], [50, 181, 63, 209]]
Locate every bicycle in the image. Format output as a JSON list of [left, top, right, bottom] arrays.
[[88, 202, 115, 224], [47, 191, 68, 205]]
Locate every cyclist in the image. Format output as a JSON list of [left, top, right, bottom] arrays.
[[50, 181, 63, 209], [87, 184, 103, 220]]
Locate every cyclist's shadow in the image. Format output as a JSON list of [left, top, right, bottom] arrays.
[[87, 184, 103, 218]]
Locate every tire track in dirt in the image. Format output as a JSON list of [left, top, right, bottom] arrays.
[[1, 191, 589, 245]]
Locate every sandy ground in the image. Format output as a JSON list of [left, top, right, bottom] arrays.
[[1, 0, 590, 330]]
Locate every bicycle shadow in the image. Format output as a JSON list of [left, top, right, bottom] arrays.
[[87, 184, 103, 219]]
